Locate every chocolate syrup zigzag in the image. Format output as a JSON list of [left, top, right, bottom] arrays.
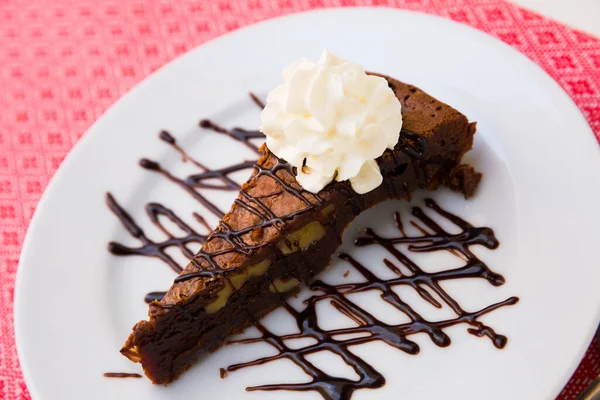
[[110, 75, 483, 385]]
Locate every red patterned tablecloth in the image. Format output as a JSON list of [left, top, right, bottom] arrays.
[[0, 0, 598, 398]]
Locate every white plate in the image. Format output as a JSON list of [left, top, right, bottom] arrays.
[[14, 8, 600, 400]]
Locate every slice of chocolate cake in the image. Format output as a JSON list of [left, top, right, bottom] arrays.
[[121, 74, 481, 384]]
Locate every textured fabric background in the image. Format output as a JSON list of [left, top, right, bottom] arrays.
[[0, 0, 598, 398]]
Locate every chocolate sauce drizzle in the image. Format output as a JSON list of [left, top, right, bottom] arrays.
[[106, 193, 210, 274], [175, 154, 323, 282], [103, 372, 142, 378], [199, 119, 264, 153], [144, 291, 167, 303], [224, 199, 517, 399], [107, 96, 264, 276], [158, 123, 427, 284], [106, 92, 517, 398], [109, 94, 327, 285], [108, 92, 431, 286]]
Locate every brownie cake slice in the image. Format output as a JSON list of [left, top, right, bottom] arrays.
[[121, 75, 481, 384]]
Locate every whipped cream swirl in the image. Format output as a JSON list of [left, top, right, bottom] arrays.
[[260, 50, 403, 194]]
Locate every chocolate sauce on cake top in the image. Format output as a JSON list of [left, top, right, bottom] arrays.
[[108, 92, 430, 284]]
